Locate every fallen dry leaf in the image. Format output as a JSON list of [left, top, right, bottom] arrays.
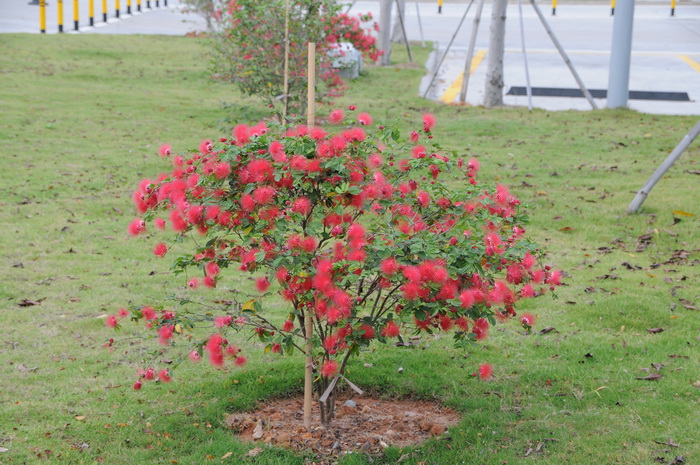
[[18, 298, 45, 307], [246, 447, 263, 457], [635, 373, 663, 381], [654, 438, 679, 448], [220, 452, 233, 460], [646, 328, 664, 334], [538, 326, 556, 335]]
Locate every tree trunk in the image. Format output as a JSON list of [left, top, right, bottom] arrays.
[[379, 0, 393, 66], [391, 0, 406, 43], [484, 0, 507, 107]]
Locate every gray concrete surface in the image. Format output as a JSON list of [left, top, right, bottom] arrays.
[[2, 0, 699, 114], [343, 1, 700, 114]]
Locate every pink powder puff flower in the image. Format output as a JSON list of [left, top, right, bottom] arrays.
[[422, 113, 436, 132], [189, 350, 202, 362], [255, 277, 270, 293], [199, 139, 213, 154], [282, 319, 295, 332], [105, 315, 119, 328], [410, 130, 419, 143], [154, 218, 166, 230], [203, 276, 216, 288], [214, 315, 233, 328], [381, 320, 400, 338], [329, 109, 344, 124], [478, 363, 493, 380], [205, 262, 220, 277], [379, 258, 399, 276], [133, 379, 143, 391], [128, 218, 146, 236], [154, 243, 167, 257], [234, 355, 247, 367], [357, 112, 372, 126], [291, 197, 312, 216], [159, 144, 172, 157], [520, 313, 536, 327], [321, 359, 338, 378], [158, 370, 172, 383], [143, 367, 156, 380], [188, 277, 199, 289], [141, 306, 157, 321]]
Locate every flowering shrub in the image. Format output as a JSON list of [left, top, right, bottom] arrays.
[[111, 110, 561, 425], [210, 0, 381, 112]]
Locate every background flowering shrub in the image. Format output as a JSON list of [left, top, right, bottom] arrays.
[[209, 0, 381, 113], [113, 110, 561, 425]]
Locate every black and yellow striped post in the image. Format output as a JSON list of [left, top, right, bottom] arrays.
[[155, 0, 159, 8], [611, 0, 616, 15], [40, 0, 47, 32], [671, 0, 676, 16], [102, 0, 107, 22], [58, 0, 64, 32], [89, 0, 94, 25], [116, 0, 120, 17], [73, 0, 79, 30], [552, 0, 557, 15], [437, 0, 442, 14], [164, 0, 167, 6], [137, 0, 141, 12], [146, 0, 150, 9], [127, 0, 131, 14]]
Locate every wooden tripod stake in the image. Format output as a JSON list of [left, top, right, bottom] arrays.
[[304, 42, 316, 431]]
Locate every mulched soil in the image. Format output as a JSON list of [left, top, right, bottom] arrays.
[[225, 394, 461, 460]]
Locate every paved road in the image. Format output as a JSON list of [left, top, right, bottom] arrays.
[[344, 1, 700, 114], [2, 0, 699, 114]]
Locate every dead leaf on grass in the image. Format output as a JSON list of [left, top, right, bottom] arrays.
[[18, 298, 45, 307], [679, 299, 697, 311], [635, 373, 663, 381], [654, 438, 679, 448], [538, 326, 556, 335], [246, 447, 263, 457], [646, 328, 664, 334]]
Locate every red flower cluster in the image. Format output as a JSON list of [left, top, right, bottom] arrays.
[[110, 110, 562, 397]]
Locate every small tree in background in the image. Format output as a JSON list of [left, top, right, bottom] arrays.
[[112, 110, 561, 426], [208, 0, 381, 114]]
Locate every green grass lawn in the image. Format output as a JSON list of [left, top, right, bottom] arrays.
[[1, 34, 699, 465]]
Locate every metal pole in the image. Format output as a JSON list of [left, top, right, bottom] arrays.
[[607, 0, 635, 109], [378, 0, 393, 66], [518, 0, 533, 110], [102, 0, 106, 21], [73, 0, 78, 30], [611, 0, 616, 15], [458, 0, 485, 103], [40, 0, 47, 32], [116, 0, 120, 17], [530, 0, 598, 109], [58, 0, 64, 32], [89, 0, 94, 25], [395, 0, 413, 62], [671, 0, 675, 16], [415, 1, 425, 48], [438, 0, 443, 13], [552, 0, 556, 15], [127, 0, 131, 14], [422, 0, 475, 98], [628, 120, 700, 213]]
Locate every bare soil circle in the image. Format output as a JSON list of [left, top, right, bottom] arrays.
[[225, 394, 461, 459]]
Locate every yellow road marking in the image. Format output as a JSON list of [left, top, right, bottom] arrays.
[[679, 55, 700, 74], [439, 49, 487, 104]]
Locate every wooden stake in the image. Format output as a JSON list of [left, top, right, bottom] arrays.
[[283, 0, 290, 118], [303, 42, 316, 431]]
